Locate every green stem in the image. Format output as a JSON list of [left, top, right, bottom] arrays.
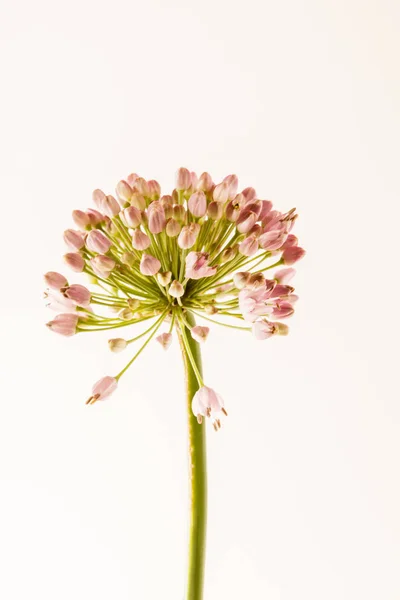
[[177, 312, 207, 600]]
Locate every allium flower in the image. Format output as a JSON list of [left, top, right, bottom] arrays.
[[44, 168, 305, 428]]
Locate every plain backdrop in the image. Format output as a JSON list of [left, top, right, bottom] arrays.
[[1, 1, 399, 599]]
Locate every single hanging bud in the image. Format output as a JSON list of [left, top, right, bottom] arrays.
[[116, 180, 133, 204], [156, 333, 172, 350], [131, 193, 146, 211], [207, 201, 223, 220], [108, 338, 127, 352], [92, 189, 107, 210], [239, 235, 259, 257], [103, 195, 120, 217], [197, 172, 213, 192], [190, 326, 210, 343], [86, 376, 118, 405]]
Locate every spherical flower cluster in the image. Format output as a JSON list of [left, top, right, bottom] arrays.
[[45, 168, 305, 429]]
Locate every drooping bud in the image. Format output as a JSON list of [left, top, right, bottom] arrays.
[[86, 376, 117, 405], [86, 230, 112, 254], [63, 284, 91, 307], [64, 252, 85, 272], [131, 229, 150, 250], [108, 338, 127, 352], [166, 218, 181, 237], [46, 313, 79, 337], [63, 229, 86, 251], [169, 280, 184, 298], [178, 223, 200, 249], [72, 210, 91, 230], [281, 234, 298, 249], [176, 167, 191, 190], [156, 333, 172, 350], [44, 271, 68, 290], [191, 386, 226, 428], [90, 255, 116, 278], [252, 319, 289, 340], [258, 200, 273, 221], [127, 173, 139, 186], [191, 326, 210, 344], [157, 271, 172, 286], [122, 206, 142, 228], [188, 191, 207, 217], [148, 201, 166, 234], [140, 253, 161, 276], [219, 246, 237, 264], [282, 246, 306, 265], [241, 187, 257, 202]]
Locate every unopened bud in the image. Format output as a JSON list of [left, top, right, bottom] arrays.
[[178, 223, 200, 249], [108, 338, 128, 352], [118, 308, 134, 321], [116, 180, 133, 203], [157, 271, 172, 286], [197, 172, 213, 192], [121, 252, 136, 267], [169, 280, 184, 298], [131, 229, 150, 250], [156, 333, 173, 350], [173, 204, 186, 222], [219, 246, 237, 264], [166, 218, 181, 237], [123, 206, 142, 228], [207, 201, 223, 220], [176, 167, 191, 190], [44, 271, 68, 290], [72, 210, 91, 230], [233, 271, 251, 289], [64, 252, 85, 272], [131, 193, 146, 211]]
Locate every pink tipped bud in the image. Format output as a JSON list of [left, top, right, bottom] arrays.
[[147, 179, 161, 198], [233, 271, 251, 289], [86, 208, 104, 226], [108, 338, 127, 352], [148, 201, 166, 234], [63, 284, 91, 307], [281, 234, 298, 249], [133, 177, 149, 197], [131, 193, 146, 211], [131, 229, 150, 250], [127, 173, 139, 186], [191, 326, 210, 344], [258, 200, 273, 221], [140, 253, 161, 276], [176, 167, 191, 190], [207, 201, 224, 220], [236, 202, 262, 233], [225, 198, 243, 222], [72, 210, 91, 230], [241, 187, 257, 202], [116, 180, 133, 203], [213, 182, 230, 203], [185, 252, 217, 280], [191, 386, 226, 428], [44, 271, 68, 290], [282, 246, 306, 265], [102, 195, 120, 217], [166, 218, 181, 237], [252, 319, 289, 340], [248, 272, 267, 290], [223, 174, 239, 199], [197, 172, 213, 192], [156, 333, 172, 350], [259, 230, 287, 251], [63, 229, 86, 251], [178, 223, 200, 249], [169, 280, 184, 298], [269, 284, 294, 298], [86, 376, 117, 405], [239, 235, 259, 257], [46, 313, 79, 337], [92, 189, 107, 210], [90, 255, 115, 278], [64, 252, 85, 273], [123, 206, 142, 228], [86, 230, 112, 254], [188, 191, 207, 217], [157, 271, 172, 286], [172, 204, 186, 222]]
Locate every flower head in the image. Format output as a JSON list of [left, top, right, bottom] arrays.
[[44, 168, 305, 429]]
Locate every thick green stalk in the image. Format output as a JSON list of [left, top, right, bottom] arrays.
[[177, 312, 207, 600]]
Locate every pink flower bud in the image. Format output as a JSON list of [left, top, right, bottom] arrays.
[[86, 230, 112, 254], [191, 326, 209, 344], [90, 255, 116, 278], [259, 230, 287, 251], [140, 253, 161, 276], [102, 195, 120, 217], [131, 229, 150, 250], [272, 301, 294, 319], [148, 201, 166, 234], [225, 197, 244, 222], [241, 187, 257, 202], [157, 271, 172, 286], [116, 180, 133, 203], [64, 229, 86, 251], [86, 376, 118, 405], [236, 201, 262, 233], [252, 319, 289, 340], [122, 206, 142, 228], [239, 235, 259, 257], [169, 280, 184, 298], [281, 234, 298, 249], [64, 252, 85, 273], [274, 268, 296, 284], [44, 290, 77, 313], [185, 252, 217, 280], [222, 174, 239, 199], [86, 208, 104, 226], [176, 167, 191, 190], [134, 177, 149, 197], [188, 191, 207, 217], [213, 182, 229, 203], [72, 210, 91, 230], [207, 201, 224, 220], [191, 386, 226, 427], [108, 338, 127, 352], [44, 271, 68, 290], [131, 193, 146, 211], [197, 172, 213, 192], [166, 218, 181, 237], [172, 204, 186, 221], [127, 173, 139, 186], [147, 179, 161, 198], [258, 200, 273, 221], [46, 313, 79, 337], [156, 333, 172, 350], [269, 284, 294, 298], [178, 223, 200, 249], [92, 189, 107, 210], [190, 172, 198, 189], [63, 284, 91, 307], [282, 246, 306, 265]]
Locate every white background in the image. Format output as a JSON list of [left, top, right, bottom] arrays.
[[1, 1, 399, 598]]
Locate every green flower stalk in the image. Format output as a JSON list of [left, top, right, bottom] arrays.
[[44, 167, 305, 598]]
